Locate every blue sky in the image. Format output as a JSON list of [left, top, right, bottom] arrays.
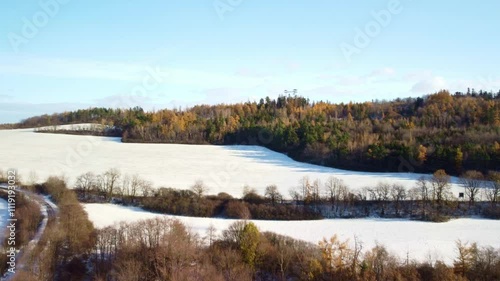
[[1, 0, 499, 123]]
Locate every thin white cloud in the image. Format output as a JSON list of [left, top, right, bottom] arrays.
[[93, 94, 155, 109], [338, 75, 367, 86], [0, 55, 266, 89], [316, 67, 396, 87], [366, 67, 395, 78], [411, 76, 447, 93], [233, 68, 272, 78], [402, 70, 433, 82], [0, 55, 147, 81], [0, 94, 13, 101]]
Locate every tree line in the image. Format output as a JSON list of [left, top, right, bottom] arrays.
[[5, 89, 500, 176], [67, 167, 500, 222], [73, 169, 321, 220], [92, 216, 500, 281]]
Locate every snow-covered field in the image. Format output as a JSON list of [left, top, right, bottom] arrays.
[[0, 127, 468, 198], [84, 203, 500, 264], [2, 126, 498, 263]]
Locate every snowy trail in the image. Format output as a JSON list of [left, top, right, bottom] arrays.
[[0, 186, 58, 281], [84, 203, 500, 264]]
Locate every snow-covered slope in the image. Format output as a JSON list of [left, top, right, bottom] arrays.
[[0, 126, 469, 197], [83, 203, 500, 264]]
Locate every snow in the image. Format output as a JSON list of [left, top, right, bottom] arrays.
[[35, 123, 104, 131], [27, 196, 49, 247], [1, 125, 498, 264], [0, 127, 471, 198], [43, 195, 59, 212], [83, 203, 500, 264]]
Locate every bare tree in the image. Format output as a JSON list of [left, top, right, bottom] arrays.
[[363, 244, 397, 280], [358, 187, 370, 202], [191, 180, 209, 199], [415, 176, 430, 218], [339, 185, 351, 215], [75, 172, 97, 199], [390, 184, 406, 216], [407, 187, 420, 216], [459, 170, 484, 207], [121, 174, 131, 198], [299, 176, 312, 204], [95, 226, 120, 266], [129, 174, 142, 199], [351, 235, 363, 279], [390, 184, 406, 201], [371, 182, 390, 216], [324, 176, 346, 212], [222, 221, 247, 245], [264, 184, 282, 205], [311, 179, 321, 206], [289, 186, 302, 203], [139, 179, 153, 197], [98, 168, 121, 201], [430, 169, 452, 208], [485, 171, 500, 206], [371, 182, 390, 201], [206, 223, 217, 247], [275, 236, 293, 280]]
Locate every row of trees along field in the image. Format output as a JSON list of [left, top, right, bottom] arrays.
[[6, 176, 500, 281], [92, 218, 500, 281], [8, 89, 500, 176], [68, 167, 500, 222]]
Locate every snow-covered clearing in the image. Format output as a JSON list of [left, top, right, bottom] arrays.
[[84, 203, 500, 264], [35, 123, 105, 131], [0, 127, 470, 198]]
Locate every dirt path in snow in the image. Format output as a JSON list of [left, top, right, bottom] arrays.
[[0, 186, 58, 281]]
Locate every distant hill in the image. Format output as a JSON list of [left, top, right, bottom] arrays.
[[4, 89, 500, 175]]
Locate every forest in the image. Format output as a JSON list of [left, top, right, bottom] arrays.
[[6, 89, 500, 176]]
